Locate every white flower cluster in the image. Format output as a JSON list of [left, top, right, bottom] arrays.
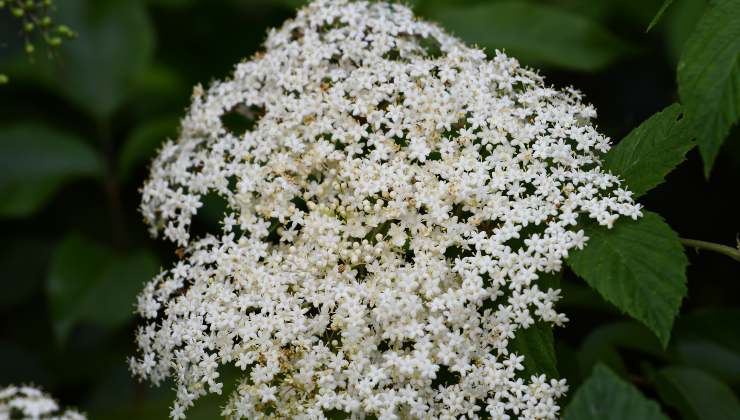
[[131, 0, 641, 418], [0, 385, 85, 420]]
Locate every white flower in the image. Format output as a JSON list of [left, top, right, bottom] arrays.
[[0, 385, 86, 420], [131, 0, 641, 418]]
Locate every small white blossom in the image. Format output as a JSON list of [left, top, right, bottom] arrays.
[[131, 0, 641, 418], [0, 385, 86, 420]]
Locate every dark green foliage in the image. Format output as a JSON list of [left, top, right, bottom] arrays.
[[563, 364, 668, 420], [510, 321, 559, 379], [656, 366, 740, 420], [605, 103, 694, 196], [568, 212, 688, 347], [427, 1, 632, 71], [0, 124, 103, 217], [47, 235, 159, 340], [1, 0, 739, 417], [677, 0, 740, 175]]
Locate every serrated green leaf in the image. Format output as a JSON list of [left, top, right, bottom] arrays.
[[656, 366, 740, 420], [563, 364, 668, 420], [647, 0, 674, 31], [567, 212, 688, 347], [47, 235, 159, 341], [427, 1, 632, 71], [0, 124, 103, 218], [605, 103, 694, 196], [677, 0, 740, 176]]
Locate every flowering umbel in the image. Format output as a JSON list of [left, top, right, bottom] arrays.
[[130, 0, 642, 418], [0, 385, 86, 420]]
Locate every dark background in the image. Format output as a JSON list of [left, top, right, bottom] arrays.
[[1, 0, 738, 418]]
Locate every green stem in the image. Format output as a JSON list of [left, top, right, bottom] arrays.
[[680, 238, 740, 263], [98, 118, 128, 249]]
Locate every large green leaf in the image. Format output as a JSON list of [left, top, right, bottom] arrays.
[[656, 366, 740, 420], [0, 124, 103, 217], [47, 235, 159, 340], [567, 212, 688, 347], [605, 103, 694, 196], [427, 1, 632, 71], [563, 364, 668, 420], [34, 0, 155, 119], [677, 0, 740, 175]]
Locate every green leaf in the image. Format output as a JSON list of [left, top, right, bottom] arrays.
[[677, 0, 740, 176], [0, 124, 103, 217], [86, 251, 159, 328], [510, 272, 559, 379], [119, 116, 179, 181], [558, 280, 618, 314], [47, 235, 159, 340], [647, 0, 674, 32], [563, 364, 668, 420], [672, 309, 740, 384], [579, 321, 666, 376], [46, 0, 154, 119], [47, 235, 113, 340], [605, 103, 694, 196], [663, 0, 707, 64], [567, 212, 688, 347], [511, 322, 558, 379], [427, 1, 632, 71], [656, 366, 740, 420]]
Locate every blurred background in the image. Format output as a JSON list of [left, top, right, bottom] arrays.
[[1, 0, 738, 418]]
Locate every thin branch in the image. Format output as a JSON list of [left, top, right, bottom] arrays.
[[680, 238, 740, 263]]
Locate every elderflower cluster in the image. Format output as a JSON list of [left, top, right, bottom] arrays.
[[131, 0, 642, 418], [0, 385, 85, 420]]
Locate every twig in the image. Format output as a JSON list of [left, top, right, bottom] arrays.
[[680, 238, 740, 263]]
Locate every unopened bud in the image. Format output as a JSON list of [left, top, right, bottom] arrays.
[[47, 36, 62, 47], [57, 24, 75, 38]]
